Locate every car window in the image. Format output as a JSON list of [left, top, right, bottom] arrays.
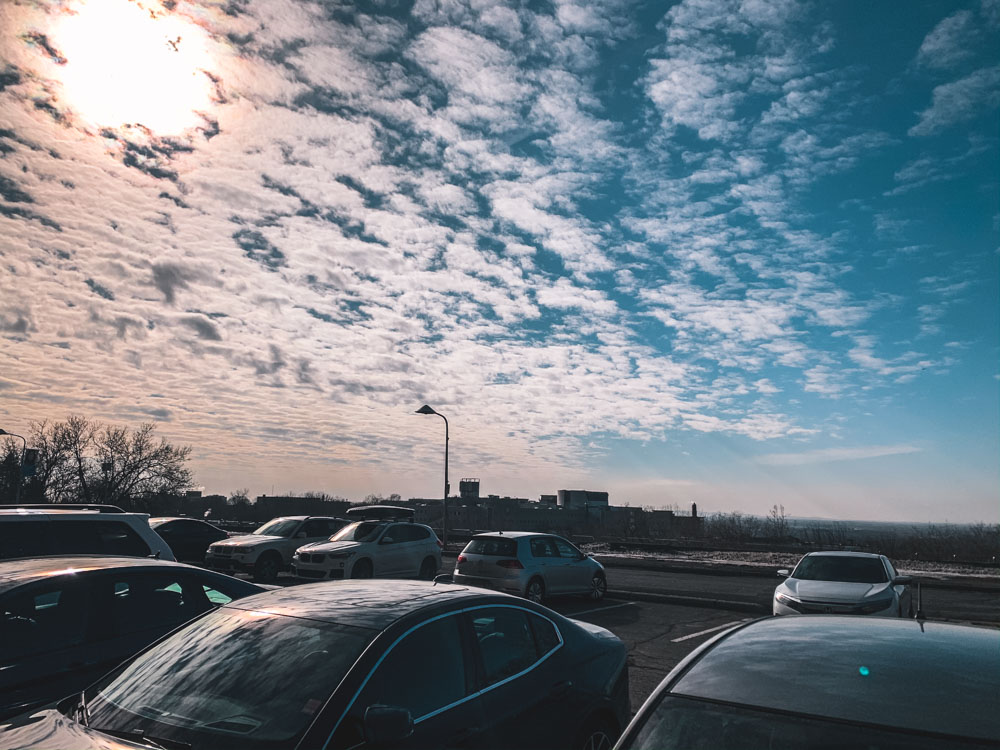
[[884, 558, 898, 579], [391, 524, 428, 543], [465, 537, 518, 556], [471, 607, 543, 687], [102, 573, 209, 636], [203, 584, 234, 605], [0, 579, 90, 660], [357, 614, 468, 720], [791, 556, 888, 583], [530, 537, 557, 558], [324, 519, 346, 535], [253, 519, 300, 537], [0, 520, 49, 559], [47, 520, 151, 557], [528, 613, 561, 656], [552, 538, 580, 559], [331, 521, 385, 543], [301, 519, 332, 537]]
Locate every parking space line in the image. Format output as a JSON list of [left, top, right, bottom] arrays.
[[671, 618, 751, 642], [571, 600, 637, 617]]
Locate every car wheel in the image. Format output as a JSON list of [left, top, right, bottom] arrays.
[[352, 559, 373, 579], [253, 553, 281, 583], [418, 557, 438, 580], [525, 577, 545, 603], [573, 714, 618, 750], [586, 573, 607, 601]]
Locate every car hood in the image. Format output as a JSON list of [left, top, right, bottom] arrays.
[[783, 579, 892, 603], [211, 535, 283, 549], [298, 541, 363, 554], [0, 708, 151, 750]]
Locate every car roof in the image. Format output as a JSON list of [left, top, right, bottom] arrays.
[[801, 550, 883, 558], [472, 531, 545, 539], [0, 555, 208, 596], [0, 508, 148, 518], [223, 580, 520, 630], [670, 615, 1000, 741]]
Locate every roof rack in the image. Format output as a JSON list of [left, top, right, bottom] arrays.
[[346, 505, 415, 522], [0, 503, 126, 513]]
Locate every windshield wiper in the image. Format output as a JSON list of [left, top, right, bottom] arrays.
[[93, 727, 191, 750]]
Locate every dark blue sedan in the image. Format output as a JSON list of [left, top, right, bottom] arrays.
[[0, 580, 629, 750]]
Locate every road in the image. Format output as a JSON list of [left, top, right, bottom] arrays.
[[254, 560, 1000, 715]]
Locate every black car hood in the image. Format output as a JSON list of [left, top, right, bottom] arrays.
[[0, 709, 151, 750]]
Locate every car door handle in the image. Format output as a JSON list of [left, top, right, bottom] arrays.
[[549, 680, 573, 697]]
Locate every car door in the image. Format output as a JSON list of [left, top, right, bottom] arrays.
[[375, 523, 409, 577], [328, 611, 487, 749], [528, 536, 560, 591], [550, 537, 589, 593], [0, 575, 96, 718], [467, 605, 571, 750]]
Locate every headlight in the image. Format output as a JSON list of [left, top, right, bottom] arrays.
[[775, 592, 804, 612], [327, 552, 354, 559], [857, 597, 894, 614], [234, 548, 254, 556]]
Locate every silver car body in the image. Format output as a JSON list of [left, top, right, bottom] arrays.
[[453, 531, 606, 602], [773, 551, 912, 617]]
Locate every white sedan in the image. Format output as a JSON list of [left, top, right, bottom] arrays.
[[773, 551, 913, 617]]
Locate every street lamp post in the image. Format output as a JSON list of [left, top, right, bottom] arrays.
[[415, 405, 449, 546], [0, 428, 27, 505]]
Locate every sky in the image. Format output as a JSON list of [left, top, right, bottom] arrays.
[[0, 0, 997, 523]]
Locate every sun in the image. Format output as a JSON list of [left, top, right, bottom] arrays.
[[49, 0, 216, 134]]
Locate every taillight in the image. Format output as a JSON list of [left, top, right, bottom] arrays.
[[436, 539, 444, 549], [457, 554, 467, 564], [496, 559, 524, 569]]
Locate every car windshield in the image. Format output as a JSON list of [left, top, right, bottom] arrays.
[[624, 695, 994, 750], [252, 519, 300, 538], [85, 608, 375, 750], [791, 556, 888, 583], [330, 521, 385, 542]]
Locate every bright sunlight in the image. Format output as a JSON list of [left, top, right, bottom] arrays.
[[49, 0, 215, 134]]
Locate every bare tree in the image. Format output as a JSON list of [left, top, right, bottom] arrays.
[[22, 416, 192, 506], [765, 504, 789, 539]]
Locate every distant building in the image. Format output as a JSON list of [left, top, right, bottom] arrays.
[[459, 478, 480, 503], [539, 494, 557, 505], [557, 489, 609, 508]]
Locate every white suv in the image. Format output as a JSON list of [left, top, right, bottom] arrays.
[[292, 520, 442, 581], [0, 505, 174, 561], [205, 516, 347, 582]]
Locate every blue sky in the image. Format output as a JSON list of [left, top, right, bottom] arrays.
[[0, 0, 997, 521]]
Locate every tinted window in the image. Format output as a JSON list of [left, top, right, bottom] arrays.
[[626, 695, 997, 750], [392, 524, 430, 543], [253, 519, 300, 537], [101, 573, 209, 636], [331, 521, 385, 542], [791, 556, 888, 583], [472, 607, 541, 686], [203, 584, 233, 605], [358, 614, 467, 719], [0, 580, 90, 659], [301, 519, 333, 537], [552, 538, 580, 559], [0, 520, 48, 559], [528, 613, 561, 655], [530, 538, 557, 558], [465, 537, 517, 556]]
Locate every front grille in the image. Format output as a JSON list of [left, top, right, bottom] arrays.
[[212, 548, 233, 557], [299, 553, 324, 563], [795, 600, 861, 614]]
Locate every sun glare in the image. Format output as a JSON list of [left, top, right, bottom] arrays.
[[50, 0, 215, 134]]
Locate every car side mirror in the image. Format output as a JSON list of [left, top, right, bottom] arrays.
[[364, 705, 413, 746], [296, 531, 307, 539], [380, 536, 394, 545], [777, 569, 790, 578], [893, 575, 912, 585]]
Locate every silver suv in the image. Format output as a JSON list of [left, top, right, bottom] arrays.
[[205, 516, 347, 582], [0, 505, 174, 561], [453, 532, 606, 603]]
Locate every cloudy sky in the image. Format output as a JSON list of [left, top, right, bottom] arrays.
[[1, 0, 997, 522]]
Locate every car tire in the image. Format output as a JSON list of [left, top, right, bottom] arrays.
[[352, 559, 373, 579], [418, 557, 437, 580], [253, 553, 281, 583], [573, 714, 618, 750], [586, 573, 607, 601], [525, 577, 545, 603]]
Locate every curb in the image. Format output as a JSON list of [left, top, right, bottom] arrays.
[[611, 589, 768, 615]]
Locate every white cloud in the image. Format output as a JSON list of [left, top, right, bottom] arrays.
[[758, 444, 921, 466], [909, 65, 1000, 136]]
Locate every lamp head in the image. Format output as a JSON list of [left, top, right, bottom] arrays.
[[415, 405, 438, 416]]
